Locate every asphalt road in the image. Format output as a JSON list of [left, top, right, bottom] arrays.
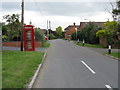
[[33, 39, 118, 89]]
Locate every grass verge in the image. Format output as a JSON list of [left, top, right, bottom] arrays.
[[42, 42, 50, 48], [104, 52, 120, 59], [76, 42, 105, 48], [2, 51, 44, 88]]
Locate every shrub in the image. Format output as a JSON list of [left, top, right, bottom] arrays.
[[49, 33, 56, 39], [35, 29, 45, 42], [2, 35, 9, 41], [96, 30, 107, 37], [114, 40, 120, 45], [71, 32, 76, 40]]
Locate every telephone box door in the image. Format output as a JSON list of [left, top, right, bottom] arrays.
[[24, 25, 35, 51]]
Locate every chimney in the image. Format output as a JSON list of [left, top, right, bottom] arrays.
[[73, 23, 75, 26]]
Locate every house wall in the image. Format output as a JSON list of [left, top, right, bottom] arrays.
[[99, 37, 107, 47], [65, 26, 76, 39]]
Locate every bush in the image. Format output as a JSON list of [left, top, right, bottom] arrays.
[[35, 29, 45, 42], [114, 40, 120, 45], [71, 32, 76, 40], [49, 33, 56, 39], [2, 35, 9, 41], [72, 24, 101, 44], [96, 30, 107, 37]]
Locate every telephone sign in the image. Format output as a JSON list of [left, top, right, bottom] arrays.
[[24, 25, 35, 51]]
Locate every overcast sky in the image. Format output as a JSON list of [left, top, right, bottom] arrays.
[[1, 1, 116, 30]]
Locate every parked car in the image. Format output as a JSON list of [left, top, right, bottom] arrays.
[[45, 36, 48, 40]]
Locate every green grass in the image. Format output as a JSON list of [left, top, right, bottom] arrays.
[[76, 42, 105, 48], [105, 52, 120, 59], [2, 51, 45, 88], [62, 38, 67, 40], [0, 51, 2, 89], [42, 42, 50, 48]]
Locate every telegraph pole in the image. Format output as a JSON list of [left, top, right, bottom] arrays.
[[49, 21, 51, 30], [49, 21, 51, 40], [21, 0, 24, 51], [47, 20, 48, 35]]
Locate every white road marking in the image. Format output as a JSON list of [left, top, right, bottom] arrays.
[[105, 85, 113, 90], [81, 61, 96, 74]]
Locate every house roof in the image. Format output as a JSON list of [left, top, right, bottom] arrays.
[[79, 22, 105, 30], [64, 25, 80, 31], [40, 29, 47, 34], [40, 29, 47, 31], [64, 22, 105, 33]]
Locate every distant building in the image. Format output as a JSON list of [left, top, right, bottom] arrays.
[[40, 29, 57, 36], [64, 22, 105, 40], [51, 31, 57, 36], [64, 23, 79, 40], [40, 29, 48, 35], [79, 22, 105, 30]]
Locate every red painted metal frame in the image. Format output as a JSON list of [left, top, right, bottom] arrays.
[[23, 25, 35, 51]]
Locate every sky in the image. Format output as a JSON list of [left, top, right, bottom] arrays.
[[1, 0, 117, 31]]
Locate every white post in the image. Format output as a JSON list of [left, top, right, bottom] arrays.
[[75, 28, 77, 41], [83, 39, 85, 46], [108, 45, 111, 54], [77, 39, 80, 43]]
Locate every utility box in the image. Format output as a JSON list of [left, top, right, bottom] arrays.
[[24, 25, 35, 51]]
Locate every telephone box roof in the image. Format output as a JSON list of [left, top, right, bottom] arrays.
[[24, 25, 34, 27]]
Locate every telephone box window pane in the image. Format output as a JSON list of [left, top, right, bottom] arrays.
[[26, 30, 32, 40], [27, 44, 32, 47], [27, 47, 32, 49], [26, 37, 31, 40], [27, 42, 32, 45], [27, 33, 31, 35], [26, 30, 31, 32], [27, 35, 31, 38]]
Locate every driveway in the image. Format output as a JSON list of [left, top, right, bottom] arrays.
[[33, 39, 118, 89]]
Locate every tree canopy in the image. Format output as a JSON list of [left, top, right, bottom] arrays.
[[71, 23, 102, 44], [56, 26, 63, 38], [2, 14, 21, 41], [96, 21, 118, 44], [112, 1, 120, 15]]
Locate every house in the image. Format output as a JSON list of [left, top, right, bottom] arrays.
[[40, 29, 48, 35], [64, 23, 79, 40], [79, 22, 105, 30], [41, 29, 57, 37], [64, 22, 105, 40]]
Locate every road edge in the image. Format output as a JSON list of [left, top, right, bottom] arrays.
[[28, 53, 47, 88], [104, 54, 120, 61]]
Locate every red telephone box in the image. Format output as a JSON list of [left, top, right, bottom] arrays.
[[24, 25, 35, 51]]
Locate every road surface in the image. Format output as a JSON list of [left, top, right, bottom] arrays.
[[33, 39, 118, 89]]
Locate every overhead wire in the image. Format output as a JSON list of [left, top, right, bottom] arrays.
[[32, 0, 48, 29]]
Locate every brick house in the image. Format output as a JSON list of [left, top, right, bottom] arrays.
[[40, 29, 48, 35], [64, 23, 79, 40], [79, 22, 105, 30], [64, 22, 105, 40], [65, 22, 106, 46], [79, 22, 106, 45]]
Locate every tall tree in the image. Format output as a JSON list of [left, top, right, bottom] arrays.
[[96, 21, 118, 44], [104, 1, 120, 21], [35, 28, 45, 42], [112, 1, 120, 16], [3, 14, 21, 41], [79, 23, 101, 44], [56, 26, 63, 38]]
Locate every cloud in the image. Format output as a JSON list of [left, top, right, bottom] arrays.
[[1, 2, 115, 30], [2, 2, 113, 16], [2, 0, 116, 2]]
